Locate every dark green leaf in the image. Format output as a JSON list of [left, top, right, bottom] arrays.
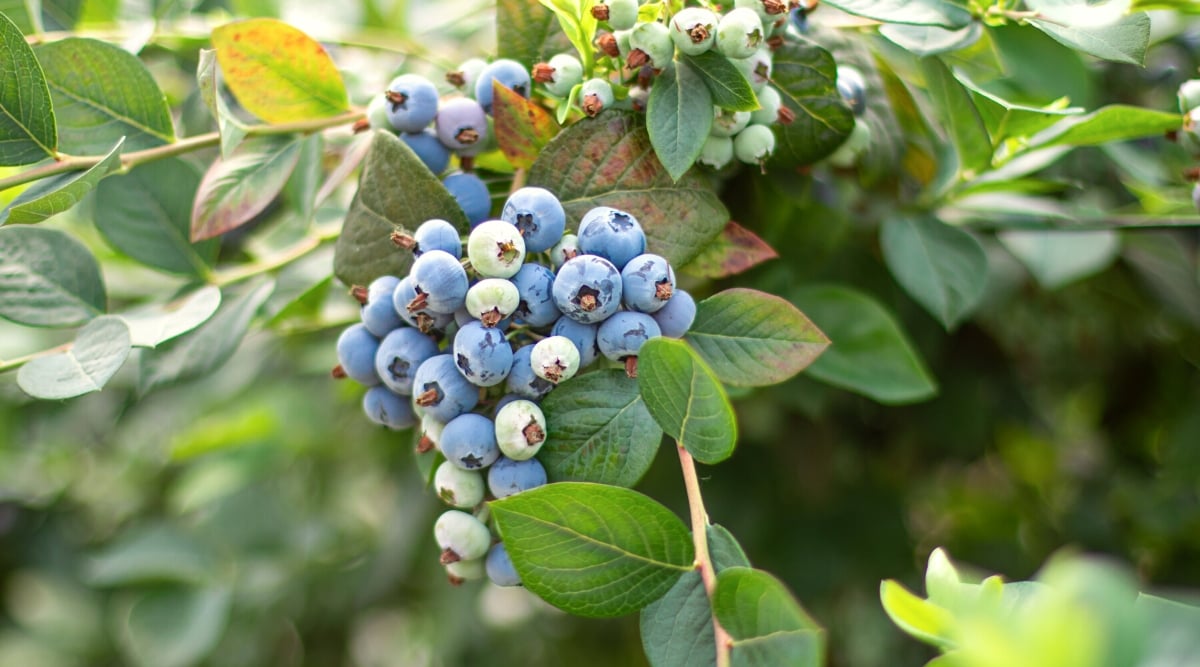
[[680, 221, 778, 279], [17, 315, 130, 399], [34, 37, 174, 153], [137, 279, 275, 394], [496, 0, 572, 67], [1035, 104, 1181, 149], [190, 136, 302, 241], [685, 288, 829, 387], [529, 111, 728, 268], [120, 286, 223, 348], [493, 81, 560, 170], [682, 51, 758, 112], [820, 0, 972, 28], [0, 225, 105, 327], [648, 61, 713, 182], [919, 57, 990, 175], [491, 482, 694, 618], [94, 158, 219, 277], [769, 39, 855, 166], [333, 130, 469, 287], [1030, 11, 1149, 65], [86, 524, 217, 586], [714, 567, 825, 667], [0, 11, 57, 165], [792, 285, 937, 404], [880, 213, 988, 330], [540, 369, 662, 487], [118, 586, 230, 667], [0, 138, 122, 224], [638, 338, 736, 465]]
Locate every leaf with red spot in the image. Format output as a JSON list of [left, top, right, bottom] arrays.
[[681, 221, 778, 279], [211, 18, 348, 123], [493, 81, 560, 170]]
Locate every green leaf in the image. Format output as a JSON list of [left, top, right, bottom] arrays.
[[682, 51, 758, 112], [1035, 104, 1181, 149], [16, 315, 130, 399], [496, 0, 572, 67], [118, 586, 230, 667], [190, 136, 302, 242], [638, 338, 736, 465], [94, 158, 219, 277], [34, 37, 174, 154], [196, 49, 249, 158], [119, 286, 222, 349], [998, 229, 1120, 289], [880, 213, 988, 330], [769, 39, 856, 167], [333, 130, 469, 288], [0, 138, 122, 224], [819, 0, 972, 28], [539, 369, 662, 487], [86, 524, 216, 586], [1029, 11, 1149, 65], [493, 80, 560, 170], [714, 567, 825, 667], [491, 482, 694, 618], [137, 279, 275, 394], [685, 288, 829, 387], [879, 580, 955, 647], [648, 61, 713, 182], [680, 221, 778, 280], [211, 18, 348, 123], [953, 70, 1083, 142], [0, 11, 57, 165], [0, 225, 105, 327], [529, 111, 728, 268], [640, 524, 751, 667], [1025, 0, 1131, 27], [792, 285, 937, 405], [282, 133, 323, 222], [919, 57, 990, 175], [878, 22, 982, 56]]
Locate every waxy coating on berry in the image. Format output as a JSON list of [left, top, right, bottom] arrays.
[[434, 461, 486, 508], [530, 335, 581, 384], [507, 345, 555, 400], [750, 85, 782, 126], [409, 218, 463, 258], [453, 320, 514, 387], [440, 412, 501, 471], [487, 456, 548, 499], [734, 123, 777, 166], [475, 59, 532, 112], [576, 206, 647, 270], [410, 249, 470, 314], [465, 278, 521, 326], [360, 275, 403, 336], [718, 8, 765, 60], [501, 187, 567, 253], [698, 134, 734, 169], [335, 323, 382, 386], [412, 354, 480, 422], [434, 509, 492, 563], [510, 263, 559, 328], [652, 288, 696, 338], [443, 172, 492, 226], [486, 543, 522, 587], [735, 49, 773, 92], [598, 310, 662, 362], [620, 253, 675, 313], [495, 399, 547, 460], [375, 327, 440, 395], [836, 64, 867, 117], [401, 129, 451, 175], [363, 385, 417, 430], [670, 8, 719, 56], [445, 557, 485, 584], [435, 97, 489, 152], [580, 78, 614, 117], [711, 107, 751, 138], [448, 58, 487, 92], [603, 0, 639, 30], [552, 254, 624, 324], [550, 316, 601, 368], [384, 74, 440, 133], [627, 21, 673, 69], [539, 53, 584, 98], [468, 220, 527, 279]]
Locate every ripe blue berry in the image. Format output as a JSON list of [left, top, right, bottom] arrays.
[[434, 460, 486, 508], [501, 187, 566, 253], [718, 8, 764, 59], [475, 59, 531, 113], [651, 289, 696, 338], [487, 456, 548, 498], [453, 320, 514, 387], [385, 74, 440, 133], [530, 335, 581, 384], [465, 278, 520, 326], [374, 327, 440, 395], [401, 130, 451, 175], [413, 218, 463, 259], [436, 97, 489, 154], [550, 317, 601, 368], [621, 253, 675, 313], [413, 354, 480, 422], [495, 399, 547, 460], [394, 278, 455, 333], [670, 8, 719, 56], [836, 65, 867, 117], [363, 385, 416, 429], [468, 220, 527, 278], [442, 172, 492, 227], [577, 207, 646, 270], [552, 254, 623, 324], [410, 249, 470, 314], [510, 263, 559, 328], [507, 344, 555, 400], [598, 311, 661, 361], [486, 543, 522, 587], [361, 275, 403, 336], [434, 509, 491, 561], [441, 413, 501, 471], [336, 323, 381, 385]]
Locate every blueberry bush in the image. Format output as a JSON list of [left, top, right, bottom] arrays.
[[2, 0, 1200, 665]]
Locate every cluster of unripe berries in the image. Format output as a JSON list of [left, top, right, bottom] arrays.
[[333, 187, 696, 586], [1175, 78, 1200, 213]]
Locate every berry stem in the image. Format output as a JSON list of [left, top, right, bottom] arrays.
[[677, 442, 733, 667]]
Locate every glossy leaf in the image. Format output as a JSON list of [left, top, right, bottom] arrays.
[[94, 158, 219, 277], [792, 285, 937, 404], [682, 51, 758, 112], [529, 111, 728, 268], [0, 11, 57, 165], [493, 81, 559, 170], [685, 288, 829, 387], [770, 39, 856, 167], [638, 338, 737, 465], [880, 213, 988, 330], [540, 370, 662, 487], [118, 586, 230, 667], [211, 18, 349, 123], [648, 61, 713, 182], [17, 315, 130, 399], [998, 229, 1120, 289], [714, 567, 825, 667], [191, 136, 302, 241], [820, 0, 972, 28], [920, 57, 990, 175], [491, 482, 694, 617], [333, 130, 469, 287], [879, 580, 955, 647], [35, 37, 174, 154], [0, 139, 122, 224], [0, 225, 105, 327], [680, 221, 777, 279], [1030, 11, 1149, 65], [120, 286, 222, 349]]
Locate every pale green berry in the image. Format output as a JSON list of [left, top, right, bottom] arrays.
[[711, 107, 751, 137], [750, 85, 781, 125], [445, 557, 486, 582], [452, 58, 488, 96], [1180, 80, 1200, 114], [735, 0, 786, 27], [468, 220, 527, 278], [615, 29, 634, 58], [418, 414, 446, 452], [434, 510, 491, 562], [366, 93, 391, 130], [605, 0, 639, 30], [734, 49, 772, 92], [718, 8, 764, 59], [827, 118, 871, 168], [580, 78, 615, 117], [628, 21, 673, 69], [551, 233, 580, 269], [698, 135, 734, 169], [530, 335, 581, 384], [495, 399, 547, 460], [434, 461, 486, 508], [733, 124, 776, 164], [670, 8, 719, 56], [465, 278, 520, 326], [544, 53, 584, 97]]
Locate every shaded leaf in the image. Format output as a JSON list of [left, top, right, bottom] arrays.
[[680, 221, 777, 279], [191, 136, 302, 241], [770, 39, 855, 167], [86, 524, 217, 587], [493, 81, 559, 170], [880, 213, 988, 330], [714, 567, 825, 667], [118, 586, 230, 667], [998, 229, 1120, 289], [282, 133, 323, 222], [819, 0, 972, 27], [17, 315, 130, 399], [0, 225, 105, 327], [648, 61, 713, 182], [0, 11, 57, 165], [879, 22, 982, 56], [120, 286, 223, 348], [0, 138, 122, 224], [683, 51, 758, 112], [638, 338, 737, 465], [1030, 11, 1149, 65], [919, 57, 990, 175]]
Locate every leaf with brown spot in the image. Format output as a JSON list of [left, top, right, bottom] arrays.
[[493, 82, 559, 170], [681, 221, 778, 279]]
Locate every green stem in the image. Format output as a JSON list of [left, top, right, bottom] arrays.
[[678, 442, 733, 667], [213, 225, 341, 287], [0, 110, 363, 193]]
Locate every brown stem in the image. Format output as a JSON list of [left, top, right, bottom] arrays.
[[678, 442, 733, 667]]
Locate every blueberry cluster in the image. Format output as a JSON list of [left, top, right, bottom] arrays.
[[1174, 78, 1200, 212], [333, 187, 697, 586], [826, 64, 870, 168]]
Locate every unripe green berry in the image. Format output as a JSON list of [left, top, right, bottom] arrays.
[[451, 58, 488, 95], [733, 124, 776, 164], [465, 278, 520, 326], [604, 0, 639, 30], [750, 85, 781, 125], [445, 557, 485, 582], [495, 399, 547, 460], [468, 220, 527, 278], [434, 510, 491, 562], [551, 233, 580, 269], [734, 49, 772, 92], [418, 414, 446, 453], [718, 8, 764, 59], [434, 461, 486, 508], [1180, 80, 1200, 113], [580, 78, 615, 117], [614, 28, 634, 58], [711, 107, 751, 137], [544, 53, 584, 97], [628, 21, 673, 69], [735, 0, 786, 27], [698, 135, 734, 169], [530, 335, 581, 384], [827, 118, 871, 168], [670, 8, 719, 56], [366, 93, 391, 130]]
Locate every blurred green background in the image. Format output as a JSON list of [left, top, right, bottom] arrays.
[[2, 1, 1200, 666]]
